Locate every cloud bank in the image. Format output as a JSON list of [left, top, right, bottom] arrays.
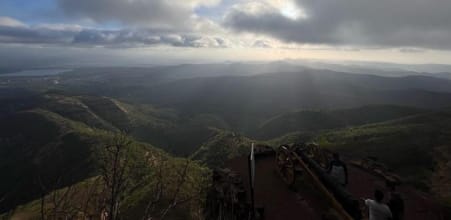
[[57, 0, 220, 30], [224, 0, 451, 49], [0, 17, 227, 48], [1, 0, 451, 53]]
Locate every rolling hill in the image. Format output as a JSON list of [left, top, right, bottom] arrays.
[[109, 70, 451, 135], [6, 65, 451, 137], [256, 105, 425, 139], [1, 91, 224, 156]]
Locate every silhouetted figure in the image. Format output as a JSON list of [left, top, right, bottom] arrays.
[[364, 190, 393, 220], [327, 153, 348, 186], [387, 187, 404, 220]]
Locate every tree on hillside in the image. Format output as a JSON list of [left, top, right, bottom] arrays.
[[99, 134, 134, 220], [99, 133, 208, 220], [141, 159, 200, 220], [33, 132, 208, 220], [36, 173, 104, 219]]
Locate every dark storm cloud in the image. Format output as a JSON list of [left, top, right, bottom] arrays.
[[224, 0, 451, 49], [72, 29, 224, 47], [56, 0, 215, 29], [0, 25, 75, 44], [0, 23, 226, 48]]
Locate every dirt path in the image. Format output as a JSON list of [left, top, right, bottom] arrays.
[[226, 155, 450, 220]]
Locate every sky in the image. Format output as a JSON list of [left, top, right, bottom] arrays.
[[1, 0, 451, 66]]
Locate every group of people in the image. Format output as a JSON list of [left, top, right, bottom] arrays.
[[326, 153, 405, 220]]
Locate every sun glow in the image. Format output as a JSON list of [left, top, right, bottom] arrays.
[[280, 1, 303, 20]]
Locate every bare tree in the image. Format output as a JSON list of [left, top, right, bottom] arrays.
[[35, 132, 208, 220], [78, 177, 104, 219], [37, 174, 77, 219], [140, 158, 204, 220], [99, 133, 136, 220], [142, 156, 207, 220], [159, 159, 193, 219], [141, 157, 167, 220], [37, 176, 102, 218]]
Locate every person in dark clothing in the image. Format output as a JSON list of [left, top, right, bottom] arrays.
[[327, 153, 348, 186], [387, 186, 404, 220]]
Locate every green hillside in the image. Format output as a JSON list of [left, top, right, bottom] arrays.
[[41, 94, 119, 131], [192, 129, 256, 168], [0, 108, 210, 219], [256, 105, 425, 139], [5, 157, 209, 220], [40, 93, 170, 133], [0, 109, 107, 212], [36, 93, 225, 156]]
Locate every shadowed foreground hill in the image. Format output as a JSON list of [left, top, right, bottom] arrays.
[[0, 109, 98, 212], [0, 109, 209, 219]]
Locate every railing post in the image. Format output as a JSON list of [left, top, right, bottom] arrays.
[[248, 143, 255, 220]]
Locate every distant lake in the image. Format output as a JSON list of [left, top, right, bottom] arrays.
[[0, 69, 72, 77]]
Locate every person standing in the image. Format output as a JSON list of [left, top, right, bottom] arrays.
[[364, 190, 393, 220], [327, 153, 348, 186], [387, 186, 404, 220]]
